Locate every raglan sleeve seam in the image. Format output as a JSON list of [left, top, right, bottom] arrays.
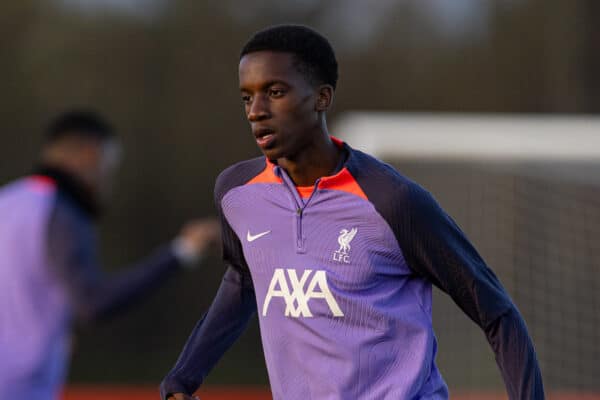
[[392, 181, 513, 323], [394, 181, 544, 398], [214, 170, 254, 289]]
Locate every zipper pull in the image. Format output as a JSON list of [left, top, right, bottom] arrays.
[[296, 208, 303, 216]]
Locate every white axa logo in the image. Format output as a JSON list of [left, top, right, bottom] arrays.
[[333, 227, 358, 264], [262, 268, 344, 318]]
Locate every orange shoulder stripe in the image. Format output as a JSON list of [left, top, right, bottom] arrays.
[[318, 167, 367, 200], [246, 159, 281, 185]]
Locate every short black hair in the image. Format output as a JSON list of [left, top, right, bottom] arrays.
[[45, 109, 115, 143], [240, 24, 338, 89]]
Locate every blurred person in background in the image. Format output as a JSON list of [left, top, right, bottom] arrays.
[[0, 110, 219, 400], [160, 25, 543, 400]]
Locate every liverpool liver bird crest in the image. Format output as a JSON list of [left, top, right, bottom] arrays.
[[337, 228, 358, 254]]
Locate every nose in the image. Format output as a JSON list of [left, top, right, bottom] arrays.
[[247, 94, 270, 122]]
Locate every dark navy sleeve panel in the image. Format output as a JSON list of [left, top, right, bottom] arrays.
[[158, 159, 266, 399], [213, 156, 268, 205], [47, 193, 181, 324], [488, 307, 545, 400], [346, 148, 544, 399], [160, 266, 257, 400], [214, 157, 266, 280]]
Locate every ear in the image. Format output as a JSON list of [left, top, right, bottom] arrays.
[[315, 84, 334, 112]]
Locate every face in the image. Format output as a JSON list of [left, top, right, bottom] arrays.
[[76, 138, 121, 204], [95, 139, 122, 203], [239, 51, 327, 161]]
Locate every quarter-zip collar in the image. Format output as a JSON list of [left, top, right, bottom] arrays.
[[268, 136, 351, 194], [268, 137, 355, 254]]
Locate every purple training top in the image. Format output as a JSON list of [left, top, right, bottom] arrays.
[[0, 177, 70, 400], [161, 139, 544, 400], [0, 168, 182, 400]]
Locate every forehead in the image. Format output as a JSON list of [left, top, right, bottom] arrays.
[[239, 51, 304, 89]]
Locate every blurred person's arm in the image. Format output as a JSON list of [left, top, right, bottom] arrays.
[[391, 183, 544, 400], [47, 198, 218, 323]]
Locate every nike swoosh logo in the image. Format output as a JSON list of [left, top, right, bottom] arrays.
[[247, 230, 271, 242]]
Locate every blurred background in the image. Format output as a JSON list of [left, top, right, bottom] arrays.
[[1, 0, 599, 398]]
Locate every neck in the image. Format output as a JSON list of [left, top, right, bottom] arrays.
[[34, 163, 102, 218], [277, 131, 343, 187]]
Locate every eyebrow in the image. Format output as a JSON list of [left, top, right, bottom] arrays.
[[240, 80, 290, 92]]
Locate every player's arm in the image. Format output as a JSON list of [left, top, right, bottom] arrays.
[[47, 199, 218, 323], [160, 265, 256, 399], [160, 161, 266, 399], [160, 212, 257, 400], [396, 184, 544, 400]]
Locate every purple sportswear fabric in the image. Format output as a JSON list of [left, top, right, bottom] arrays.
[[161, 142, 544, 400], [0, 170, 181, 400]]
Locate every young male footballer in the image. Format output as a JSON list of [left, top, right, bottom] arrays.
[[161, 25, 544, 400]]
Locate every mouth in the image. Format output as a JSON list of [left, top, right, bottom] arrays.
[[253, 127, 277, 149]]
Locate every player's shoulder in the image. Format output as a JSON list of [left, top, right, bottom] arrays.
[[214, 156, 267, 203], [347, 146, 430, 205], [0, 176, 56, 201], [345, 146, 445, 230]]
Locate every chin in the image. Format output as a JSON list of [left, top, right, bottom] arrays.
[[260, 146, 285, 161]]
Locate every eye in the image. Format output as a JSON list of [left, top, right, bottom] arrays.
[[241, 95, 252, 104], [269, 88, 286, 98]]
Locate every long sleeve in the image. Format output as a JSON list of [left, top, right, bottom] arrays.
[[47, 197, 182, 323], [159, 266, 256, 399], [394, 183, 545, 399], [160, 165, 260, 399]]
